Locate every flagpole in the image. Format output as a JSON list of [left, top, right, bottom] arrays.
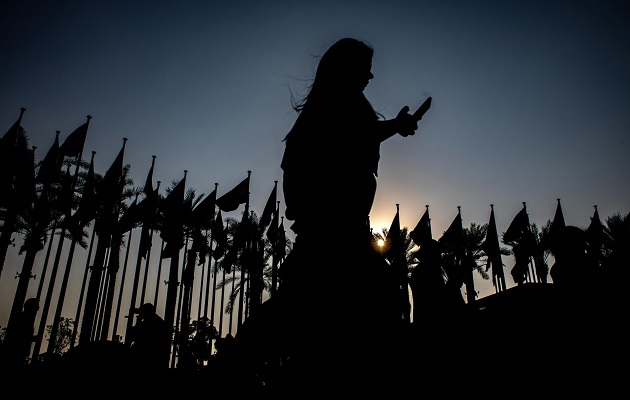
[[142, 179, 160, 305], [218, 267, 226, 338], [204, 182, 218, 318], [70, 220, 97, 349], [80, 137, 127, 346], [236, 171, 251, 331], [140, 168, 159, 305], [229, 267, 236, 337], [123, 161, 158, 346], [31, 130, 63, 359], [271, 200, 280, 296], [153, 239, 165, 307], [172, 235, 188, 368], [522, 202, 537, 284], [93, 246, 111, 341], [33, 131, 61, 302], [32, 166, 73, 360], [140, 227, 154, 305], [198, 231, 208, 322], [209, 250, 218, 325], [112, 193, 138, 340], [46, 178, 94, 357], [488, 204, 506, 293], [277, 216, 286, 290]]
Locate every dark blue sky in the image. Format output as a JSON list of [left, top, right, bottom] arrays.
[[1, 0, 629, 330]]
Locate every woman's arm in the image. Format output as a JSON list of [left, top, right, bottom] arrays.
[[373, 106, 418, 142]]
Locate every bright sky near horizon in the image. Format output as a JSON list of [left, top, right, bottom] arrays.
[[1, 0, 629, 340]]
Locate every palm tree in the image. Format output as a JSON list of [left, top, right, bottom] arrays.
[[531, 221, 552, 283], [97, 166, 136, 341], [44, 155, 95, 356], [374, 225, 416, 323], [602, 212, 630, 276], [218, 215, 255, 321], [154, 173, 188, 368], [173, 186, 204, 368], [3, 145, 46, 347], [459, 223, 491, 303]]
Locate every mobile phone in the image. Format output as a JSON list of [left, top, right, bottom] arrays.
[[413, 97, 432, 121]]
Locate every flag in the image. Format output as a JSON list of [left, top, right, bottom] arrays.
[[545, 198, 566, 252], [586, 206, 603, 245], [136, 187, 159, 259], [57, 166, 75, 219], [259, 182, 277, 229], [0, 108, 25, 155], [211, 210, 227, 260], [160, 175, 186, 258], [502, 205, 529, 244], [383, 207, 402, 259], [134, 159, 160, 253], [482, 205, 501, 259], [117, 196, 140, 234], [58, 118, 90, 159], [143, 156, 155, 195], [161, 176, 186, 219], [439, 208, 464, 250], [97, 140, 126, 203], [276, 219, 286, 259], [0, 119, 20, 147], [68, 152, 97, 232], [551, 199, 566, 230], [410, 206, 432, 246], [0, 109, 26, 197], [35, 131, 61, 187], [216, 175, 249, 212], [266, 205, 279, 243], [233, 207, 251, 250], [586, 205, 604, 266], [504, 204, 536, 285], [191, 188, 217, 227]]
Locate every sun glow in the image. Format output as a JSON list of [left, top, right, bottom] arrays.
[[377, 239, 385, 247]]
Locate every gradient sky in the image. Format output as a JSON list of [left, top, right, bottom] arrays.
[[1, 0, 629, 339]]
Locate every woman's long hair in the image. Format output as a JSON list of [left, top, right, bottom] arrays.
[[292, 38, 374, 112]]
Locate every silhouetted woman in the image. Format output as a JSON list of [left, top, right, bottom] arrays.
[[282, 38, 418, 238], [277, 38, 422, 393]]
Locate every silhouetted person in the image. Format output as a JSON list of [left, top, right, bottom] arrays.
[[277, 37, 421, 393], [410, 239, 446, 324], [510, 240, 531, 285], [549, 225, 589, 290], [281, 38, 418, 237], [128, 303, 170, 374], [547, 225, 613, 384], [1, 297, 40, 370]]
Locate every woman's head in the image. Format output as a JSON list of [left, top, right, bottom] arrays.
[[296, 38, 374, 110], [316, 38, 373, 86]]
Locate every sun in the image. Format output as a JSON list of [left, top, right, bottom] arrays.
[[377, 239, 385, 247]]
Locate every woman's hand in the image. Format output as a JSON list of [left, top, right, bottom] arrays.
[[395, 106, 418, 137]]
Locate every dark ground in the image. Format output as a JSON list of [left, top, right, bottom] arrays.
[[1, 283, 625, 398]]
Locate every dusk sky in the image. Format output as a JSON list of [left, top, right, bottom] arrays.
[[1, 0, 629, 340]]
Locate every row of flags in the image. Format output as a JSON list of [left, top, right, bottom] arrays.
[[1, 109, 609, 358], [387, 200, 602, 254], [1, 110, 290, 365], [383, 197, 605, 294]]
